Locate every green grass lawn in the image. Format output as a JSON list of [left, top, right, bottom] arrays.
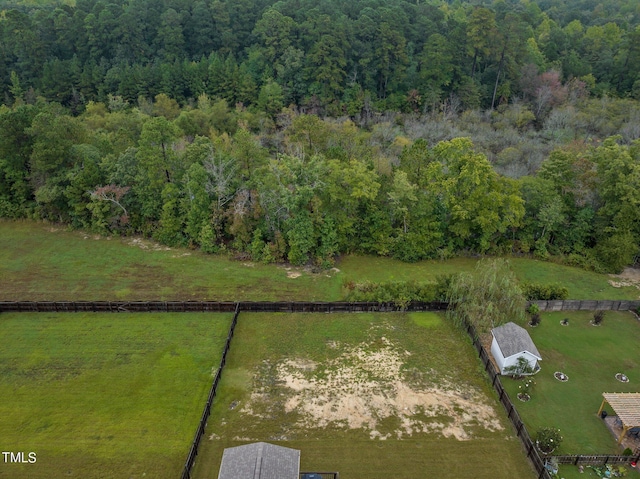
[[557, 463, 640, 479], [502, 311, 640, 455], [2, 219, 637, 301], [0, 312, 231, 479], [192, 312, 535, 479]]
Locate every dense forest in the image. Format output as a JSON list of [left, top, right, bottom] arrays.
[[0, 0, 639, 272], [2, 0, 640, 108]]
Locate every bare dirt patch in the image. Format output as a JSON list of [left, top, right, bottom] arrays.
[[242, 337, 503, 441], [280, 266, 303, 278], [608, 267, 640, 296], [127, 237, 171, 251]]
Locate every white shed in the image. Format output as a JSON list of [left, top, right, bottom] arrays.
[[490, 322, 541, 375]]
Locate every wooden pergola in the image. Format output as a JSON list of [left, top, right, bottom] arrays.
[[597, 392, 640, 444]]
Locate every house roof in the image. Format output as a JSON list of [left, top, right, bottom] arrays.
[[491, 322, 542, 360], [217, 442, 300, 479]]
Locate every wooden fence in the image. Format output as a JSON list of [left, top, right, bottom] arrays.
[[3, 298, 639, 478], [552, 455, 637, 465], [180, 303, 240, 479], [461, 320, 553, 479], [532, 300, 640, 312], [0, 300, 448, 313], [2, 300, 638, 314], [0, 301, 238, 313], [299, 473, 340, 479]]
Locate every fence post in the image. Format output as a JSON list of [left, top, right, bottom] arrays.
[[538, 466, 546, 479]]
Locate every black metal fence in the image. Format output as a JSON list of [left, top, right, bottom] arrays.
[[180, 303, 240, 479]]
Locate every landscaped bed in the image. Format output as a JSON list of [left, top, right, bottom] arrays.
[[192, 312, 535, 479], [502, 311, 640, 455], [0, 312, 232, 479]]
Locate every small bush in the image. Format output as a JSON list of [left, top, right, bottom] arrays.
[[593, 310, 605, 325], [342, 275, 453, 307], [521, 282, 569, 300], [527, 303, 540, 315], [530, 313, 541, 326], [504, 356, 535, 377], [536, 427, 563, 454], [519, 377, 535, 395]]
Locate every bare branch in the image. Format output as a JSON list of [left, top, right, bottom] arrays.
[[90, 184, 130, 217], [203, 146, 238, 209]]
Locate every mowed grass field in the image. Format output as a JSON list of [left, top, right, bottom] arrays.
[[502, 311, 640, 455], [0, 312, 231, 479], [1, 219, 638, 301], [192, 312, 536, 479]]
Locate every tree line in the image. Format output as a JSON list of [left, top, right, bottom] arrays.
[[1, 0, 640, 112], [0, 95, 638, 272]]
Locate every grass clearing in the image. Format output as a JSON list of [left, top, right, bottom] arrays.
[[192, 312, 535, 479], [502, 311, 640, 455], [0, 220, 342, 301], [0, 312, 231, 478], [2, 220, 637, 301]]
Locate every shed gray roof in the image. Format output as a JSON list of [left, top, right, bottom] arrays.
[[217, 442, 300, 479], [491, 322, 542, 360]]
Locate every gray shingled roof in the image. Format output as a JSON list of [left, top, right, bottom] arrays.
[[491, 322, 542, 360], [217, 442, 300, 479]]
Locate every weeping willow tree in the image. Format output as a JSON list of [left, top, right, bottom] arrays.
[[446, 258, 526, 334]]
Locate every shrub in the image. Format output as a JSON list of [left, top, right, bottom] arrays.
[[198, 223, 219, 254], [527, 303, 540, 315], [504, 356, 535, 377], [593, 310, 605, 325], [342, 279, 448, 308], [536, 427, 563, 454], [521, 282, 569, 300], [521, 377, 535, 394], [250, 229, 265, 262]]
